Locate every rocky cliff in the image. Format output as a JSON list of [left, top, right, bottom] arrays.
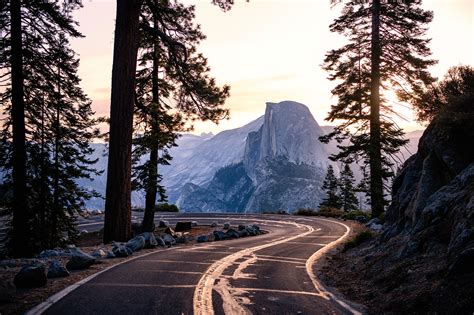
[[177, 101, 329, 212], [323, 107, 474, 313]]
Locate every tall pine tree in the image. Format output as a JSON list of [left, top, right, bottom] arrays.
[[339, 164, 358, 212], [132, 0, 229, 232], [321, 0, 436, 218], [104, 0, 236, 242], [319, 165, 342, 210], [0, 1, 101, 255]]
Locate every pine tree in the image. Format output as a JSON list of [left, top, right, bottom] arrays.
[[339, 164, 358, 212], [321, 0, 436, 218], [319, 165, 342, 210], [104, 0, 235, 242], [0, 1, 101, 255], [132, 0, 230, 232]]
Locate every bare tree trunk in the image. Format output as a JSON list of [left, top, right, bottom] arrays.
[[10, 0, 29, 257], [141, 22, 160, 232], [369, 0, 384, 218], [104, 0, 144, 243]]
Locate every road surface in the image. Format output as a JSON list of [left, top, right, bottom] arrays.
[[31, 214, 362, 315]]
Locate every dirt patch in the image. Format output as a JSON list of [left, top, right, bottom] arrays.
[[0, 224, 232, 315]]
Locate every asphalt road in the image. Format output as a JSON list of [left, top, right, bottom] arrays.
[[33, 214, 362, 315]]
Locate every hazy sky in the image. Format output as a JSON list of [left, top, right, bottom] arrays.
[[72, 0, 474, 135]]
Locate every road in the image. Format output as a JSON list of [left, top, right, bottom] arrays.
[[30, 214, 362, 315]]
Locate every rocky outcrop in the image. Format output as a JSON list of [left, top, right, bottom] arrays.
[[383, 113, 474, 263], [177, 101, 329, 212], [325, 111, 474, 314]]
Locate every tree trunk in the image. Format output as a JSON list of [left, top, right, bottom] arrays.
[[141, 24, 160, 232], [369, 0, 384, 218], [104, 0, 144, 243], [10, 1, 30, 257]]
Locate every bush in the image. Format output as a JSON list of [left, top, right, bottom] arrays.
[[154, 203, 179, 212], [343, 231, 374, 252], [342, 210, 371, 221], [294, 208, 318, 216]]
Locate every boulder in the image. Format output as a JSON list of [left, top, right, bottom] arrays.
[[138, 232, 158, 248], [90, 249, 108, 259], [197, 235, 210, 243], [164, 227, 177, 237], [112, 245, 133, 258], [225, 229, 240, 239], [211, 221, 218, 227], [238, 224, 246, 231], [66, 249, 96, 270], [213, 230, 228, 241], [162, 234, 176, 246], [126, 235, 146, 252], [223, 222, 231, 230], [156, 236, 166, 247], [106, 250, 116, 259], [175, 221, 192, 231], [238, 229, 250, 237], [38, 249, 68, 258], [448, 247, 474, 276], [14, 264, 47, 288], [47, 260, 70, 278]]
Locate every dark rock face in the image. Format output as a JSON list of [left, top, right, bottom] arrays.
[[14, 264, 47, 288], [384, 115, 474, 264], [340, 113, 474, 313]]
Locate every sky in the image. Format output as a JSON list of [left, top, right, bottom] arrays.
[[71, 0, 474, 135]]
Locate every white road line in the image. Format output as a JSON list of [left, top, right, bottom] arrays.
[[305, 218, 363, 315], [193, 220, 315, 315], [86, 283, 196, 288], [237, 287, 322, 297]]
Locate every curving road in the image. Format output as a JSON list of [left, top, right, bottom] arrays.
[[31, 214, 362, 315]]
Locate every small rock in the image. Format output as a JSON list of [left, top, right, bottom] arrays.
[[162, 234, 176, 246], [211, 221, 218, 227], [369, 223, 383, 232], [14, 264, 47, 288], [126, 235, 146, 252], [66, 249, 96, 270], [223, 222, 231, 230], [191, 221, 199, 227], [112, 245, 133, 257], [47, 260, 70, 278]]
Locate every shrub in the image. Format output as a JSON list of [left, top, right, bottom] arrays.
[[343, 231, 374, 252], [294, 208, 318, 216], [342, 210, 371, 221], [154, 203, 179, 212]]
